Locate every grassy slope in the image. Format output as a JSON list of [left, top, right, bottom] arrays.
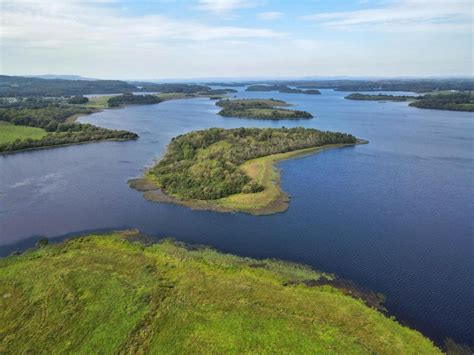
[[0, 232, 440, 354], [0, 121, 46, 144]]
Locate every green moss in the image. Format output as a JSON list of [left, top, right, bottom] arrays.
[[0, 232, 440, 354]]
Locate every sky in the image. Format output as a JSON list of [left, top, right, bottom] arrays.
[[0, 0, 472, 80]]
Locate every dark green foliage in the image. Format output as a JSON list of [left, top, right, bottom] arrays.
[[409, 92, 474, 112], [151, 127, 356, 200], [133, 82, 212, 93], [68, 96, 89, 104], [0, 103, 138, 153], [216, 99, 312, 119], [0, 75, 137, 97], [107, 93, 162, 108], [345, 93, 415, 101], [0, 105, 97, 130]]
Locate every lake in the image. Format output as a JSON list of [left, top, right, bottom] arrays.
[[0, 88, 472, 346]]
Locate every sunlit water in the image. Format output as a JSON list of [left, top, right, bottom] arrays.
[[0, 89, 472, 346]]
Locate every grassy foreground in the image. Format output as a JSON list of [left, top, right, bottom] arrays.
[[0, 231, 440, 354], [0, 121, 46, 144]]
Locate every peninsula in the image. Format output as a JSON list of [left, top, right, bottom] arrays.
[[216, 99, 313, 119], [129, 127, 360, 214], [0, 230, 440, 353]]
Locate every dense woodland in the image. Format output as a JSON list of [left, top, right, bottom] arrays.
[[107, 93, 162, 107], [216, 99, 313, 119], [0, 101, 138, 153], [345, 93, 414, 101], [0, 75, 137, 97], [68, 96, 89, 104], [409, 92, 474, 111], [150, 127, 356, 200]]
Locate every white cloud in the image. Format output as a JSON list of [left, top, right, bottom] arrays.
[[257, 11, 282, 21], [302, 0, 472, 32], [0, 0, 283, 49], [196, 0, 257, 14]]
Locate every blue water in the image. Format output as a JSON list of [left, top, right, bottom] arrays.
[[0, 89, 472, 346]]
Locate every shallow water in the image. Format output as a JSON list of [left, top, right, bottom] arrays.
[[0, 89, 472, 346]]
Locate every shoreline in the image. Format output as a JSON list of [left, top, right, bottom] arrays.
[[130, 140, 368, 215]]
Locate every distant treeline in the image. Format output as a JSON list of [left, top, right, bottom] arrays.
[[0, 76, 243, 97], [345, 93, 414, 101], [345, 92, 474, 112], [204, 79, 474, 93], [246, 85, 321, 95], [149, 127, 356, 200], [409, 92, 474, 111], [0, 75, 137, 97], [107, 93, 162, 107]]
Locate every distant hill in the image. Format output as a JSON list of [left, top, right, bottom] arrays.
[[25, 74, 98, 81], [0, 75, 138, 97]]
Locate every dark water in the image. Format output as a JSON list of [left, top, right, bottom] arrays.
[[0, 89, 472, 346]]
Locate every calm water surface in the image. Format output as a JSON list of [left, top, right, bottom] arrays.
[[0, 89, 472, 346]]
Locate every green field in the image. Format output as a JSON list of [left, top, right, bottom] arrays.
[[0, 231, 440, 354], [0, 121, 46, 144]]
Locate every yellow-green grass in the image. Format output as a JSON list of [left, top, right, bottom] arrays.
[[136, 144, 356, 215], [0, 121, 46, 144], [82, 95, 114, 109], [0, 231, 440, 354]]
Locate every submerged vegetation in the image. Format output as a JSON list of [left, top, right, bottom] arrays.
[[131, 127, 357, 214], [216, 99, 313, 119], [0, 231, 441, 354]]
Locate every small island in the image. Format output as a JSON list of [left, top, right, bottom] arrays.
[[345, 93, 415, 101], [216, 98, 313, 119], [345, 91, 474, 112], [129, 127, 361, 214], [107, 93, 162, 107], [246, 84, 321, 95]]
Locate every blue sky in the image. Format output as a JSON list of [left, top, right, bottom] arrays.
[[1, 0, 472, 79]]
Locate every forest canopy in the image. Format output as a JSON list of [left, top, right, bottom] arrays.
[[216, 99, 313, 119], [149, 127, 356, 200]]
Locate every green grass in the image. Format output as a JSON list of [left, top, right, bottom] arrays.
[[82, 95, 113, 109], [0, 231, 440, 354], [0, 121, 46, 144]]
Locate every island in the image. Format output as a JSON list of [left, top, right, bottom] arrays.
[[408, 92, 474, 112], [344, 91, 474, 112], [345, 93, 415, 101], [246, 84, 321, 95], [0, 230, 441, 353], [129, 127, 362, 214], [216, 99, 313, 119], [107, 93, 162, 107]]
